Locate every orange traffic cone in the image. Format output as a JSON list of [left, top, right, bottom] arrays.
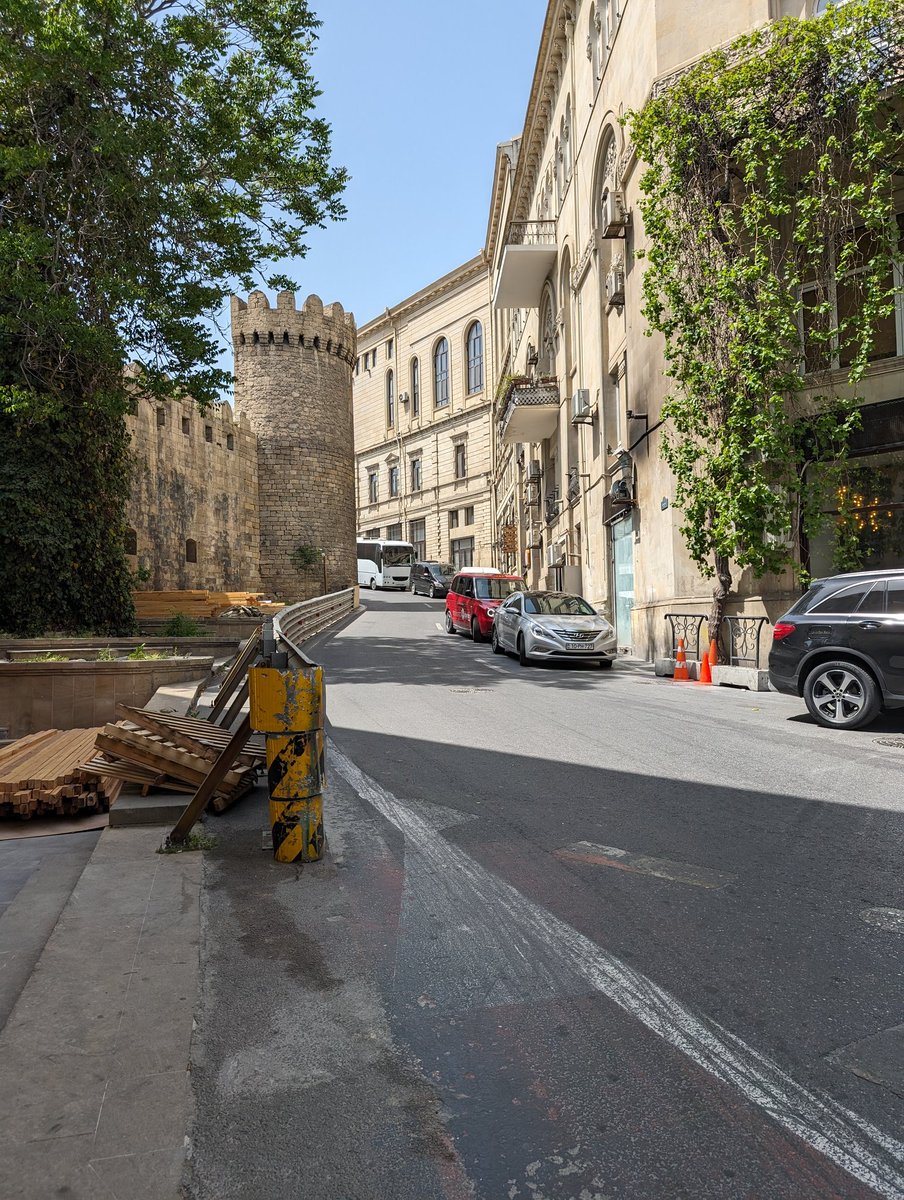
[[673, 638, 690, 682], [708, 639, 718, 665], [698, 649, 712, 685]]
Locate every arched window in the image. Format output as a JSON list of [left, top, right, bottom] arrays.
[[538, 289, 557, 377], [410, 358, 420, 417], [386, 369, 395, 427], [185, 539, 198, 564], [588, 2, 601, 81], [563, 98, 573, 183], [434, 338, 449, 407], [816, 0, 849, 8], [124, 528, 137, 556], [596, 130, 618, 229], [560, 250, 573, 381], [466, 322, 483, 394], [554, 137, 563, 209]]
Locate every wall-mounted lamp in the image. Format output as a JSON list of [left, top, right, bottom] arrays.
[[526, 342, 539, 369]]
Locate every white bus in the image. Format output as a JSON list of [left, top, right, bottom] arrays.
[[356, 538, 415, 590]]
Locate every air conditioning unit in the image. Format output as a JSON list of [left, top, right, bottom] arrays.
[[527, 459, 542, 481], [606, 267, 625, 310], [601, 190, 628, 238], [610, 477, 633, 504], [547, 542, 564, 567], [526, 536, 542, 550], [525, 482, 540, 506], [571, 389, 592, 424], [399, 391, 410, 406]]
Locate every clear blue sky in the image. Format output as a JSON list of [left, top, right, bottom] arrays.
[[215, 1, 546, 381]]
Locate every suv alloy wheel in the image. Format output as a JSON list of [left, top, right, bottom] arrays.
[[803, 660, 880, 729], [444, 609, 455, 634]]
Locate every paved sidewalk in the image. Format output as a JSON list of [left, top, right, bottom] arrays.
[[0, 826, 201, 1200]]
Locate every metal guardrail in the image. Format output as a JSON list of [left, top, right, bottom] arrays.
[[664, 611, 772, 666], [664, 613, 706, 661], [724, 615, 770, 668], [273, 587, 357, 667]]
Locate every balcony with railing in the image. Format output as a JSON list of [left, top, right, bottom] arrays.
[[498, 377, 560, 445], [492, 220, 557, 310]]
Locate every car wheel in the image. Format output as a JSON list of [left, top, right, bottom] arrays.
[[491, 627, 504, 655], [471, 618, 483, 644], [518, 635, 530, 667], [803, 660, 880, 729], [409, 581, 415, 593], [444, 610, 455, 635], [598, 658, 613, 670], [429, 584, 436, 598], [369, 578, 377, 591]]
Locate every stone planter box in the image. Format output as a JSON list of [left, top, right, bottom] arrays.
[[0, 657, 214, 739], [0, 636, 241, 662]]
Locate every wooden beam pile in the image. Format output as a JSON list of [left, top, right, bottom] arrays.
[[133, 590, 286, 619], [80, 706, 265, 813], [0, 729, 122, 820]]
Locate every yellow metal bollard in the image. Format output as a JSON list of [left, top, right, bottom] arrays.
[[248, 666, 325, 862]]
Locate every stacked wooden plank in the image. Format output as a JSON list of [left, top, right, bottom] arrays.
[[80, 706, 264, 813], [132, 590, 285, 619], [0, 729, 121, 820]]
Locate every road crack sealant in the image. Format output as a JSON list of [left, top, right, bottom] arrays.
[[331, 742, 904, 1200]]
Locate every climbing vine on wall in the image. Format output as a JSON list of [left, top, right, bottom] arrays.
[[628, 0, 904, 636], [0, 406, 136, 637]]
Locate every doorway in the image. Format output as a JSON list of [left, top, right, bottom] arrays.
[[611, 516, 635, 652]]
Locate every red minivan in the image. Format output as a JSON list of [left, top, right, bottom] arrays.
[[444, 570, 526, 642]]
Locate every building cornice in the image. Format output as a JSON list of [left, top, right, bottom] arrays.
[[357, 254, 488, 339]]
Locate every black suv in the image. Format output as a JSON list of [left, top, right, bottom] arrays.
[[410, 561, 455, 599], [768, 569, 904, 729]]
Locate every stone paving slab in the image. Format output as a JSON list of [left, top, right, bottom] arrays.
[[0, 826, 201, 1200]]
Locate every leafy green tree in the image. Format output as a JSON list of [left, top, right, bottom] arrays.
[[628, 0, 904, 643], [0, 0, 346, 635]]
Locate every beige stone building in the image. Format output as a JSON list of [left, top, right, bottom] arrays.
[[353, 258, 495, 570], [485, 0, 904, 659]]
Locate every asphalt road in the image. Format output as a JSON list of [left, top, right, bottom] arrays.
[[189, 590, 904, 1200]]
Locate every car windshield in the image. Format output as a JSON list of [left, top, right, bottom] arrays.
[[523, 594, 597, 616], [433, 563, 455, 576], [475, 577, 526, 600], [384, 546, 414, 566]]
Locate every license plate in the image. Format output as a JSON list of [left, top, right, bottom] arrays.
[[566, 641, 591, 651]]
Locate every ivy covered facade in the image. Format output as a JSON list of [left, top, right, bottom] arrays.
[[486, 0, 904, 660]]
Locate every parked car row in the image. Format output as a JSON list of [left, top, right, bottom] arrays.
[[439, 567, 617, 668]]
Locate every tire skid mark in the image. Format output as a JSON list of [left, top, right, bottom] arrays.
[[331, 743, 904, 1200]]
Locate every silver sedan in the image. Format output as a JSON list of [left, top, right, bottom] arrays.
[[491, 591, 617, 667]]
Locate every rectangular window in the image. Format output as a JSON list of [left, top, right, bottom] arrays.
[[387, 338, 394, 358], [464, 505, 475, 525], [454, 442, 467, 479], [410, 458, 422, 492], [226, 433, 235, 451], [204, 425, 213, 443], [801, 218, 904, 372], [182, 416, 190, 435], [364, 527, 380, 538], [386, 522, 402, 541], [389, 465, 399, 497], [368, 471, 379, 503], [156, 407, 166, 427], [451, 536, 475, 569], [373, 345, 378, 365], [409, 518, 426, 561], [448, 509, 459, 529]]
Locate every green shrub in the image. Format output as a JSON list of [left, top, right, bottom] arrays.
[[161, 613, 205, 638]]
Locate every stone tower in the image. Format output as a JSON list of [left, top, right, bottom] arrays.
[[231, 290, 357, 601]]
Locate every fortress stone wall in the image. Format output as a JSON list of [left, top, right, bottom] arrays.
[[125, 392, 261, 592], [126, 290, 357, 602]]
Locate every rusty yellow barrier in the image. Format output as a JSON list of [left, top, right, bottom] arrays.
[[248, 665, 325, 862]]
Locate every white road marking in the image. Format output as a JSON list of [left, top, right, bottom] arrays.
[[331, 744, 904, 1199], [556, 840, 736, 889], [861, 908, 904, 935]]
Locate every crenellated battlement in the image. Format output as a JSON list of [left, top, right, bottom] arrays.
[[231, 290, 357, 365]]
